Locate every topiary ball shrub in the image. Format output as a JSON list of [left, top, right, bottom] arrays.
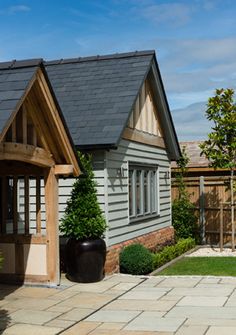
[[119, 243, 153, 275]]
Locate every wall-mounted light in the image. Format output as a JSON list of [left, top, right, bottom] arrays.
[[165, 171, 170, 179], [117, 167, 124, 177]]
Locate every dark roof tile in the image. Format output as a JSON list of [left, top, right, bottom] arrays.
[[45, 52, 153, 147], [0, 65, 39, 135]]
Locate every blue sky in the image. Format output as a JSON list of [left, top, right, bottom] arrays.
[[1, 0, 236, 140]]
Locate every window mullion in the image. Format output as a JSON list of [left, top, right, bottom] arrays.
[[140, 170, 144, 215], [147, 171, 151, 214], [132, 170, 136, 217]]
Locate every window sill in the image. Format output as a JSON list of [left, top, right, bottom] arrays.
[[129, 213, 160, 224]]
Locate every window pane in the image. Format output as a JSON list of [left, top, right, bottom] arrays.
[[136, 170, 141, 215], [128, 165, 158, 222], [144, 170, 148, 213], [150, 171, 157, 213], [129, 169, 133, 216]]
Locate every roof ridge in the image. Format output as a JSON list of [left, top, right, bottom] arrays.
[[45, 50, 155, 66], [0, 58, 43, 70]]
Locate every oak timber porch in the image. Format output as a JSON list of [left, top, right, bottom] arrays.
[[0, 60, 80, 285]]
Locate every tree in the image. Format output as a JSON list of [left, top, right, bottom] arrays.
[[199, 88, 236, 250], [60, 152, 107, 240], [172, 147, 198, 241]]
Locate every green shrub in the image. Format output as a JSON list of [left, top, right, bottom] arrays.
[[153, 238, 195, 269], [60, 152, 107, 240], [120, 243, 154, 275], [172, 198, 199, 240]]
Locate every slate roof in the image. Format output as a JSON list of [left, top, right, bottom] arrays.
[[0, 59, 42, 134], [0, 51, 180, 160], [45, 51, 154, 149]]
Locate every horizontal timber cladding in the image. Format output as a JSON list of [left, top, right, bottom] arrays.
[[58, 150, 106, 223], [106, 139, 171, 246]]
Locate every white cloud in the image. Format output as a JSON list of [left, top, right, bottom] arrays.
[[169, 90, 211, 110], [172, 102, 212, 141], [155, 37, 236, 103], [0, 5, 31, 15], [8, 5, 30, 13], [137, 2, 193, 27]]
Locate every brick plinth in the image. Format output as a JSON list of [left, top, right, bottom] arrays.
[[105, 226, 174, 274]]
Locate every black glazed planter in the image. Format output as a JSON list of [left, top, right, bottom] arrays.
[[65, 238, 106, 283]]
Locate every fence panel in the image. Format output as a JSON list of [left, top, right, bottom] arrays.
[[171, 175, 235, 245]]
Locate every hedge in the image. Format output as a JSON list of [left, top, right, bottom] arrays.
[[119, 238, 196, 275], [153, 237, 196, 269]]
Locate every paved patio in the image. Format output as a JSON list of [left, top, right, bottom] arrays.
[[1, 275, 236, 334]]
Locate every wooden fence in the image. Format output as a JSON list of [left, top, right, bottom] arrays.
[[171, 175, 236, 246]]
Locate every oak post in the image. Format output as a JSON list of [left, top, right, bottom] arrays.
[[44, 167, 59, 285], [13, 176, 18, 234], [1, 177, 6, 234]]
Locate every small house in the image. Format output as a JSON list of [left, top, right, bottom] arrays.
[[0, 51, 180, 282], [45, 51, 180, 272]]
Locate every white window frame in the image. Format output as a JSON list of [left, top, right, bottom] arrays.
[[128, 163, 160, 223]]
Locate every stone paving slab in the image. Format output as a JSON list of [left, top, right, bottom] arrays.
[[186, 318, 236, 326], [206, 326, 236, 335], [2, 275, 236, 334], [3, 297, 58, 310], [120, 289, 167, 300], [166, 306, 236, 319], [104, 298, 177, 311], [87, 310, 142, 323], [2, 324, 62, 335], [9, 309, 61, 325], [61, 321, 100, 335], [157, 277, 201, 288], [175, 325, 208, 335], [167, 286, 234, 297], [123, 311, 185, 332], [59, 307, 94, 321], [177, 296, 227, 307], [57, 291, 117, 309]]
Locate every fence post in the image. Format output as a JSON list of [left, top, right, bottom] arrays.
[[199, 176, 205, 244], [220, 203, 223, 252]]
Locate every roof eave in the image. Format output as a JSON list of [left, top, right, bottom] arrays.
[[149, 56, 181, 161]]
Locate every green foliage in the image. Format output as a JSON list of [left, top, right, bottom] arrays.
[[199, 88, 236, 238], [175, 146, 190, 200], [60, 152, 107, 240], [120, 243, 154, 275], [172, 199, 198, 240], [199, 88, 236, 170], [153, 238, 195, 269], [172, 147, 198, 240]]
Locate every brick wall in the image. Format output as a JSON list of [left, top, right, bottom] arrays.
[[105, 226, 175, 274]]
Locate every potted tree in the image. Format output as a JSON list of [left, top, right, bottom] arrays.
[[60, 152, 107, 283]]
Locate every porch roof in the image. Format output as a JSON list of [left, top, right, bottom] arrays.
[[0, 59, 42, 135], [0, 59, 80, 176]]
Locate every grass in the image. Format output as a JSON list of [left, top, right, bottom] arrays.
[[158, 257, 236, 276]]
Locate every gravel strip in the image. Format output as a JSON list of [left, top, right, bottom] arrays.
[[187, 247, 236, 257]]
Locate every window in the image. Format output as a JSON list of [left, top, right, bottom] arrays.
[[129, 164, 159, 222]]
